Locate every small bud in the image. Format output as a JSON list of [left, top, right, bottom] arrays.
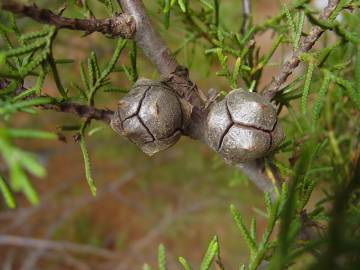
[[110, 78, 182, 156], [206, 89, 284, 163]]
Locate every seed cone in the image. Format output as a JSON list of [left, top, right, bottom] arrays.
[[110, 78, 182, 156], [205, 89, 284, 163]]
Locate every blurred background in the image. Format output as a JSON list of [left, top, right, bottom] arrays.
[[0, 0, 322, 269]]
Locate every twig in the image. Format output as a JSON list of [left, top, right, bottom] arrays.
[[241, 0, 252, 35], [39, 101, 114, 123], [263, 0, 340, 100], [2, 1, 135, 38], [117, 0, 178, 75], [0, 235, 117, 259], [237, 160, 278, 200], [0, 83, 114, 122]]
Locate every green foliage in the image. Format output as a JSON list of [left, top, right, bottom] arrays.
[[79, 124, 97, 196], [0, 175, 16, 209], [0, 128, 58, 206], [178, 257, 192, 270], [158, 244, 167, 270], [79, 39, 127, 106], [0, 3, 130, 202], [199, 236, 219, 270]]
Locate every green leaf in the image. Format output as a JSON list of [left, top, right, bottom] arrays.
[[88, 126, 104, 136], [88, 56, 96, 86], [0, 97, 54, 115], [250, 217, 257, 242], [356, 48, 360, 92], [283, 4, 296, 48], [80, 61, 90, 92], [0, 175, 16, 209], [90, 52, 101, 81], [264, 192, 272, 215], [20, 51, 48, 77], [20, 28, 50, 41], [312, 70, 331, 129], [230, 204, 257, 254], [3, 40, 46, 58], [158, 244, 166, 270], [18, 151, 46, 178], [301, 62, 315, 115], [2, 128, 57, 140], [231, 57, 242, 88], [34, 64, 47, 95], [48, 46, 68, 98], [270, 142, 316, 269], [259, 34, 284, 69], [10, 163, 39, 205], [200, 0, 214, 10], [103, 87, 128, 93], [178, 0, 187, 13], [294, 11, 305, 49], [99, 39, 127, 83], [79, 133, 97, 196], [163, 0, 171, 29], [143, 264, 153, 270], [332, 74, 360, 110], [178, 257, 193, 270], [129, 42, 138, 82], [200, 236, 218, 270]]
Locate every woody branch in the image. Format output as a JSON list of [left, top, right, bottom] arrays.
[[1, 1, 136, 38]]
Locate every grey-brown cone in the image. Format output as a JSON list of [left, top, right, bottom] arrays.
[[110, 78, 182, 156], [205, 89, 284, 163]]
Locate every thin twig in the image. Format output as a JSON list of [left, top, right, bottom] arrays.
[[39, 101, 114, 123], [241, 0, 252, 35], [0, 235, 117, 259], [0, 82, 114, 122], [263, 0, 340, 100], [117, 0, 178, 75], [2, 1, 135, 38], [237, 160, 278, 200]]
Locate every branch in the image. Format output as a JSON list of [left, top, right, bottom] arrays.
[[0, 82, 113, 122], [1, 1, 136, 38], [263, 0, 340, 100], [241, 0, 252, 35], [237, 160, 279, 200], [0, 235, 117, 259], [39, 101, 114, 123], [117, 0, 178, 75]]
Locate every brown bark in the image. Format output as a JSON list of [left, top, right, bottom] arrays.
[[2, 1, 136, 38]]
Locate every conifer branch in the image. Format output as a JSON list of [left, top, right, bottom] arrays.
[[1, 1, 136, 38], [39, 101, 114, 123], [263, 0, 341, 100]]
